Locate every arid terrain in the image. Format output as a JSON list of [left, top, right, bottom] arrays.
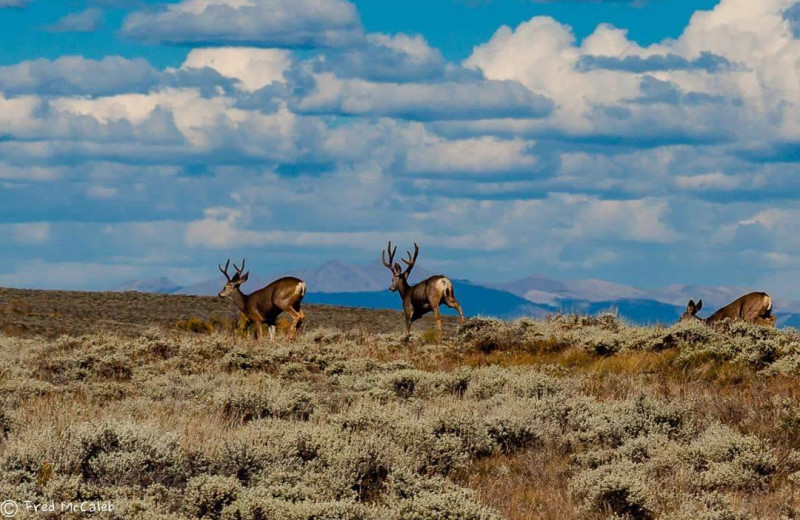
[[0, 287, 460, 338], [1, 288, 800, 519]]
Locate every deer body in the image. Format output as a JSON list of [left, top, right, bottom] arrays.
[[681, 292, 775, 327], [382, 242, 465, 339], [218, 259, 307, 341]]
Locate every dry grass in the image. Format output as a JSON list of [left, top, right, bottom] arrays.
[[455, 450, 580, 520]]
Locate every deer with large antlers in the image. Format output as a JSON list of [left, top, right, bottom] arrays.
[[218, 258, 307, 341], [382, 241, 465, 339], [680, 292, 776, 327]]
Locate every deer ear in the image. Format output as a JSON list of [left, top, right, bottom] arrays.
[[393, 262, 401, 273], [695, 299, 703, 312], [239, 271, 249, 283], [687, 299, 696, 314]]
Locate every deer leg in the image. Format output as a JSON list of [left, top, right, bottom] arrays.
[[293, 302, 306, 337], [432, 307, 443, 338], [756, 316, 777, 328], [282, 307, 303, 341], [444, 297, 465, 324], [255, 322, 264, 342], [404, 314, 413, 341], [299, 310, 306, 334], [268, 325, 276, 342]]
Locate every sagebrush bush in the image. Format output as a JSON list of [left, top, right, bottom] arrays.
[[220, 382, 316, 422], [220, 492, 373, 520], [59, 421, 190, 488], [175, 317, 216, 335], [185, 475, 241, 519], [573, 460, 655, 519], [393, 489, 502, 520], [484, 412, 541, 454], [679, 424, 777, 491], [662, 493, 752, 520]]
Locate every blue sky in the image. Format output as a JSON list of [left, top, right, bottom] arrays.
[[0, 1, 719, 66], [2, 0, 800, 297]]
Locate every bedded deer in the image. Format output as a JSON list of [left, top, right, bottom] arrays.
[[381, 241, 465, 339], [218, 258, 307, 341], [680, 292, 776, 327]]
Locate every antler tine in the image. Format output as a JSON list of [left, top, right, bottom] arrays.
[[401, 243, 419, 265], [233, 258, 246, 275], [382, 241, 397, 271], [401, 242, 419, 275], [218, 259, 231, 281]]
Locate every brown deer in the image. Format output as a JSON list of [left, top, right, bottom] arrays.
[[680, 292, 776, 327], [218, 258, 307, 341], [381, 241, 465, 339]]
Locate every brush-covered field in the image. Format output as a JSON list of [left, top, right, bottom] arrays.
[[0, 287, 459, 338], [3, 290, 800, 519]]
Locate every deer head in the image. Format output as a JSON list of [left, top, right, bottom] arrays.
[[218, 258, 249, 298], [680, 299, 703, 322], [382, 241, 418, 292]]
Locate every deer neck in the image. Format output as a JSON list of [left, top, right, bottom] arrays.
[[397, 278, 412, 300], [229, 287, 248, 314]]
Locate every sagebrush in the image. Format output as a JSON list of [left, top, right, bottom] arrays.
[[1, 311, 800, 519]]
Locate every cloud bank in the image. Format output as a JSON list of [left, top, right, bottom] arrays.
[[3, 0, 800, 295]]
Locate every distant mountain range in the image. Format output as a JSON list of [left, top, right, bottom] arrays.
[[111, 276, 183, 294], [111, 261, 800, 327], [304, 280, 549, 319]]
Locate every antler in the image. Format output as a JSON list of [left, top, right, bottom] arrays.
[[381, 241, 398, 273], [233, 258, 246, 277], [218, 259, 232, 281], [401, 243, 419, 276]]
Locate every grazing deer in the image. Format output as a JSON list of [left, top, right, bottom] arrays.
[[680, 292, 776, 327], [218, 258, 307, 341], [381, 241, 465, 339]]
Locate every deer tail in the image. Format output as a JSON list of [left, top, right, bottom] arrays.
[[444, 280, 454, 300]]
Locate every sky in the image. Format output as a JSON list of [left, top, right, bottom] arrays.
[[2, 0, 800, 295]]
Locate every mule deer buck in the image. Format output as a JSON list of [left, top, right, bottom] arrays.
[[680, 292, 776, 327], [218, 258, 307, 341], [381, 241, 465, 339]]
